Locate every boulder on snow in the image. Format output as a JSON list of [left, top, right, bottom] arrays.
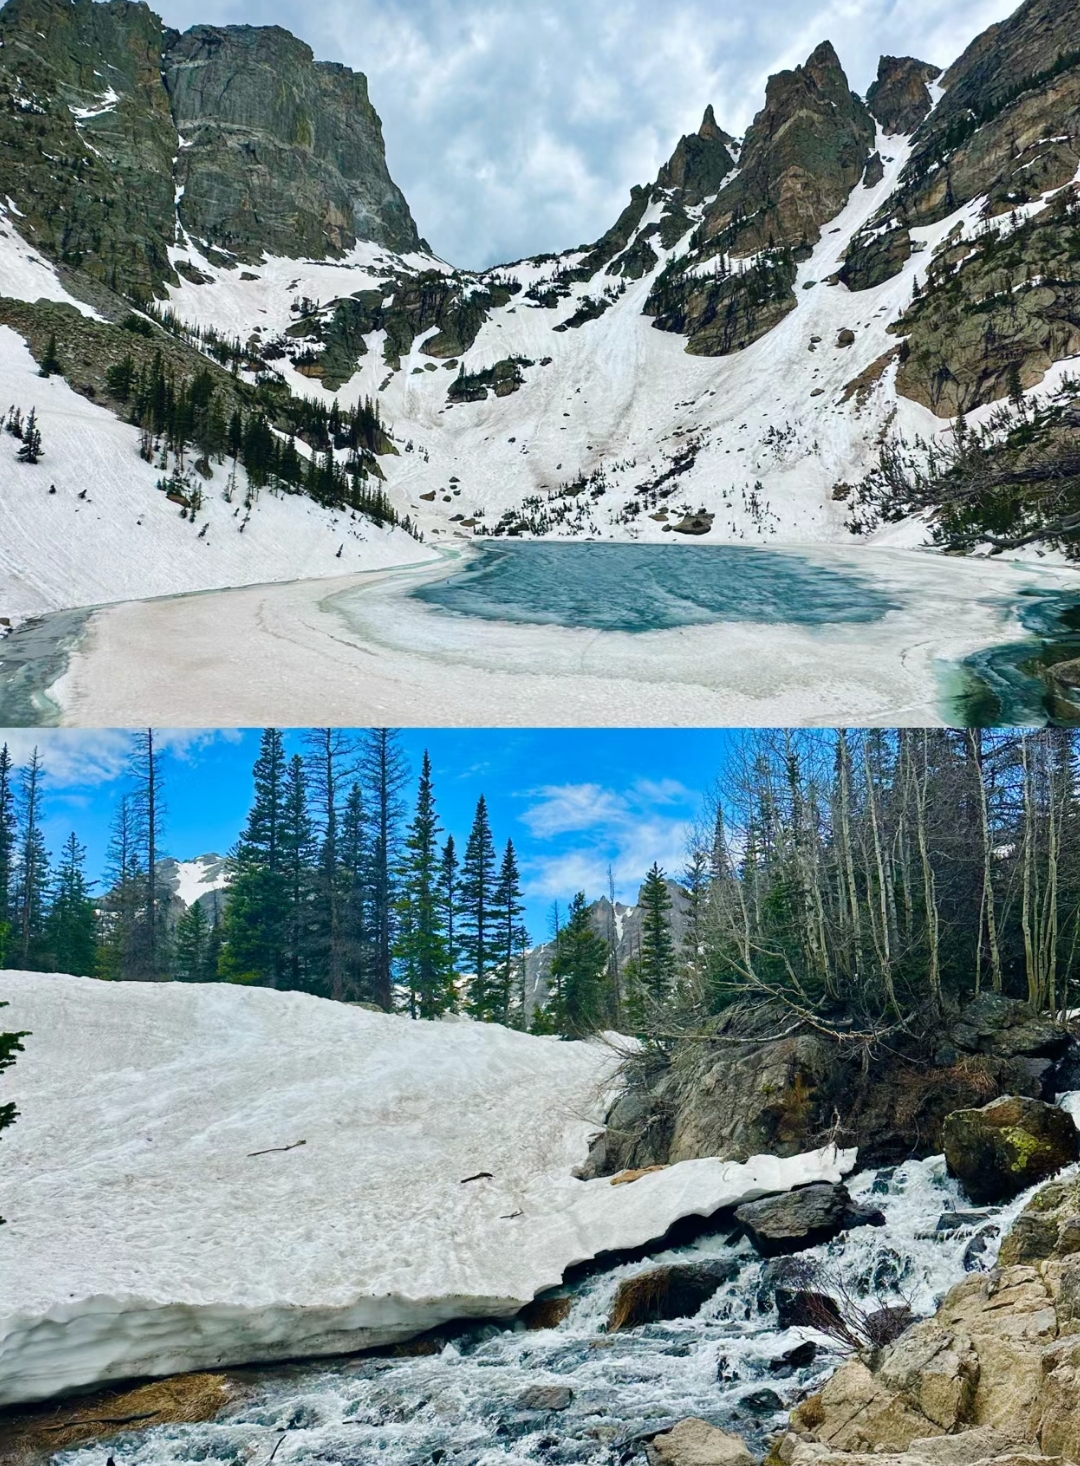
[[646, 1417, 756, 1466], [608, 1259, 739, 1331], [942, 1095, 1079, 1204], [735, 1183, 884, 1256], [836, 328, 856, 347]]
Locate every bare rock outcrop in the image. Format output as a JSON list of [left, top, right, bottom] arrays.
[[773, 1177, 1080, 1466]]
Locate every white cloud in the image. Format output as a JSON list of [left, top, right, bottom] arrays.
[[0, 729, 235, 786], [519, 779, 695, 903], [152, 0, 1019, 268]]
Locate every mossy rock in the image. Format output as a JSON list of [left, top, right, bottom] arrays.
[[942, 1094, 1079, 1204]]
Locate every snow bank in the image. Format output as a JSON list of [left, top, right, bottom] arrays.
[[0, 973, 855, 1406]]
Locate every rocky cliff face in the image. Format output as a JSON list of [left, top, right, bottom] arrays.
[[0, 0, 178, 298], [778, 1171, 1080, 1466], [163, 25, 418, 261], [579, 995, 1078, 1179], [866, 57, 941, 137], [0, 0, 418, 300]]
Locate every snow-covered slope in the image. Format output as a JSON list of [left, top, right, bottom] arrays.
[[0, 325, 432, 622], [0, 972, 855, 1406]]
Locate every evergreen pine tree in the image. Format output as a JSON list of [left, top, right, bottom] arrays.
[[0, 745, 16, 968], [438, 834, 460, 992], [97, 794, 143, 981], [339, 781, 373, 1001], [220, 729, 289, 985], [16, 407, 42, 463], [14, 750, 50, 969], [639, 862, 676, 1001], [682, 848, 710, 991], [39, 334, 61, 378], [461, 795, 498, 1019], [280, 754, 315, 992], [45, 832, 96, 976], [545, 891, 609, 1036], [360, 729, 409, 1010], [129, 730, 167, 979], [174, 900, 210, 981], [305, 729, 356, 1000], [493, 839, 527, 1025], [396, 752, 454, 1018]]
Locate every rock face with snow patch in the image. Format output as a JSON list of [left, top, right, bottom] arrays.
[[865, 57, 942, 136], [0, 0, 418, 300], [163, 25, 419, 261]]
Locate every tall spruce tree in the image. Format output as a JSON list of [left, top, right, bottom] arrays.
[[129, 730, 167, 979], [305, 729, 356, 1000], [639, 863, 676, 1001], [461, 795, 499, 1019], [98, 794, 143, 981], [360, 730, 409, 1010], [396, 752, 454, 1018], [281, 754, 315, 991], [438, 835, 460, 991], [0, 745, 15, 968], [14, 749, 49, 969], [45, 832, 96, 976], [493, 839, 527, 1025], [340, 782, 373, 1002], [220, 728, 289, 986], [545, 891, 609, 1036]]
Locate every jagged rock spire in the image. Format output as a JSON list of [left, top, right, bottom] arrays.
[[866, 55, 942, 135]]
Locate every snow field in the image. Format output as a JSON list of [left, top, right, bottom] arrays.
[[0, 972, 854, 1405]]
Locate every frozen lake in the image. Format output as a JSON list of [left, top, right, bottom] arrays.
[[0, 543, 1077, 727]]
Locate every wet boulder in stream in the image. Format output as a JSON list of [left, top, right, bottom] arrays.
[[608, 1258, 740, 1331], [735, 1183, 884, 1256], [646, 1417, 757, 1466], [942, 1095, 1079, 1204]]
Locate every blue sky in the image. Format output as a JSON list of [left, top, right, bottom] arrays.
[[152, 0, 1018, 267], [0, 729, 738, 940]]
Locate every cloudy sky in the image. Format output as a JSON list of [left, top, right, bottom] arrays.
[[154, 0, 1017, 267], [0, 728, 742, 937]]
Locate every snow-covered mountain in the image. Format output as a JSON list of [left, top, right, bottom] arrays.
[[1, 0, 1078, 625], [156, 852, 229, 914]]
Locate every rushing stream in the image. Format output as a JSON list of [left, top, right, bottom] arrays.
[[50, 1158, 1028, 1466]]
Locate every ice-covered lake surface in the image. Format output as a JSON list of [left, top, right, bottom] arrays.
[[17, 543, 1077, 728], [413, 543, 900, 633], [47, 1157, 1028, 1466]]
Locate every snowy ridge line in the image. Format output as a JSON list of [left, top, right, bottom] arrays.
[[0, 972, 854, 1406]]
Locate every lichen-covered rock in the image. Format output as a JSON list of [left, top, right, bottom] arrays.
[[942, 1096, 1079, 1204], [866, 57, 942, 136], [647, 1418, 757, 1466]]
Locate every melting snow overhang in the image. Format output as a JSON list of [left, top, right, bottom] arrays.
[[0, 973, 855, 1405]]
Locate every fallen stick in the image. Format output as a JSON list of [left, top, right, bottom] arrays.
[[42, 1411, 159, 1431], [460, 1171, 494, 1183], [248, 1139, 307, 1158]]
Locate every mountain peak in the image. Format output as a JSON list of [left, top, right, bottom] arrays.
[[866, 55, 941, 135]]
